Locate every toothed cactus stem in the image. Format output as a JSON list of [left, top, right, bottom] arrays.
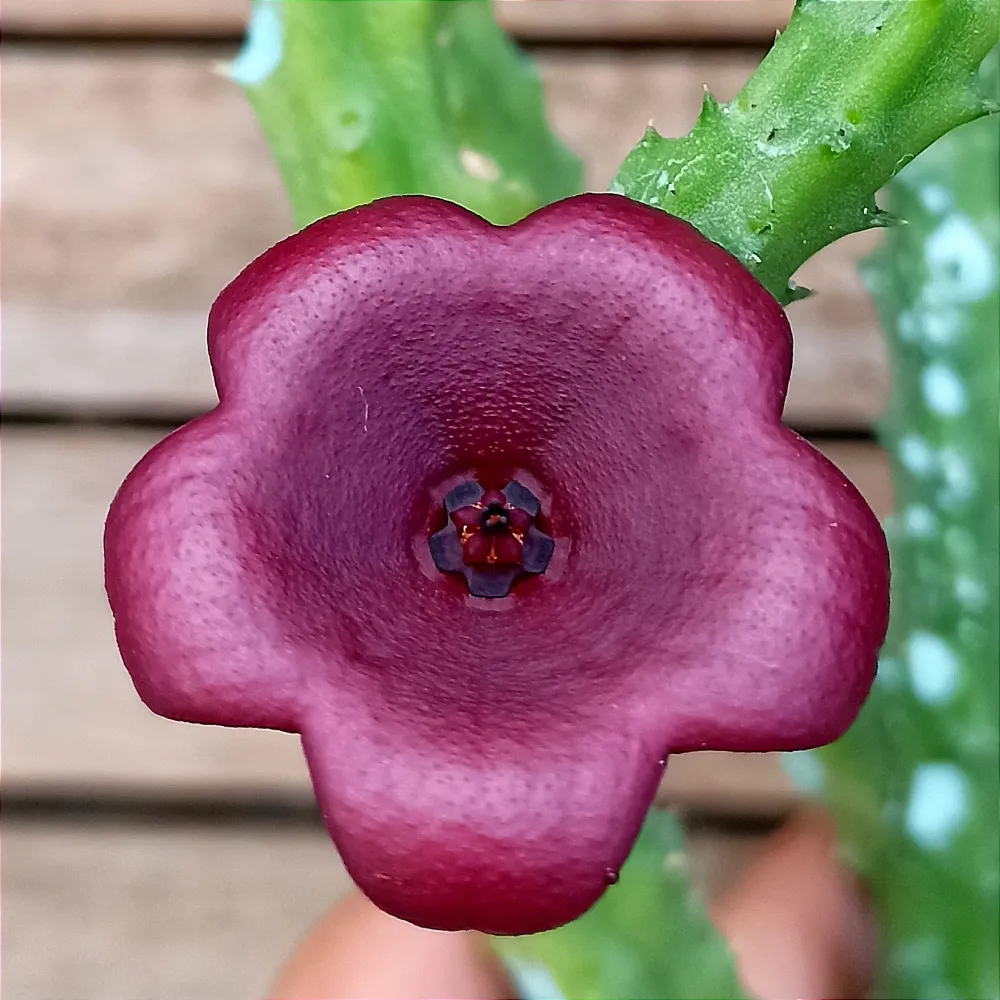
[[612, 0, 999, 304]]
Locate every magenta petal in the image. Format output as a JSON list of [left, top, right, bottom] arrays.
[[104, 420, 303, 731], [300, 689, 665, 934], [105, 193, 889, 935], [637, 431, 890, 753]]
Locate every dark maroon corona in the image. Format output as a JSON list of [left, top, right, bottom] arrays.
[[429, 480, 555, 598]]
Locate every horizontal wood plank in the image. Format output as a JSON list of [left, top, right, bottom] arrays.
[[3, 0, 795, 43], [2, 46, 887, 427], [3, 426, 890, 811], [2, 817, 767, 1000], [500, 1, 794, 43], [2, 821, 352, 1000], [2, 0, 249, 36]]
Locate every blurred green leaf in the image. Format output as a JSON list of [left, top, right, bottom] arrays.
[[494, 810, 746, 1000], [233, 0, 582, 228]]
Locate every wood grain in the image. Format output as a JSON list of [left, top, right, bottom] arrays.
[[2, 0, 795, 43], [2, 817, 767, 1000], [502, 1, 796, 43], [2, 0, 248, 36], [3, 426, 890, 810], [2, 821, 352, 1000], [2, 46, 888, 427]]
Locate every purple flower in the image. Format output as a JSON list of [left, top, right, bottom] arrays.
[[105, 194, 889, 935]]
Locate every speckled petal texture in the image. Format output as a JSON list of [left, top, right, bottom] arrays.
[[104, 194, 889, 934]]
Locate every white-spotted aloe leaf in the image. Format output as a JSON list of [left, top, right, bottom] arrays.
[[807, 50, 999, 1000]]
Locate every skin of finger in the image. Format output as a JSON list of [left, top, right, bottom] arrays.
[[267, 890, 516, 1000], [710, 808, 878, 1000]]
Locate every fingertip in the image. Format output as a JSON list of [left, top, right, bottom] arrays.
[[268, 890, 515, 1000], [710, 809, 877, 1000]]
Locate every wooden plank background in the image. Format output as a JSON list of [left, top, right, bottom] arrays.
[[3, 5, 891, 997], [2, 815, 765, 1000], [2, 0, 797, 42], [2, 819, 353, 1000], [3, 46, 887, 426]]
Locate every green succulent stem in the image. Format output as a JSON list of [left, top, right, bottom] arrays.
[[233, 0, 582, 227], [612, 0, 999, 304]]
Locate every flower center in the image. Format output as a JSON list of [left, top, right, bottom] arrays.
[[480, 502, 510, 533], [429, 480, 555, 599]]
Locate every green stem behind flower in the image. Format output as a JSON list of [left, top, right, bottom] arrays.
[[494, 809, 747, 1000], [612, 0, 998, 304], [233, 0, 582, 227]]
